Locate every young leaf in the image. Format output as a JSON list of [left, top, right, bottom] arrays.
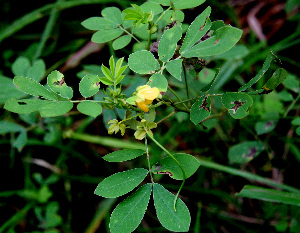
[[149, 74, 168, 92], [154, 153, 200, 180], [128, 50, 160, 74], [262, 68, 288, 93], [13, 76, 57, 101], [158, 25, 182, 62], [110, 184, 152, 233], [101, 65, 113, 81], [101, 7, 123, 25], [228, 141, 265, 164], [115, 57, 125, 76], [99, 76, 114, 86], [92, 28, 123, 43], [109, 56, 115, 77], [182, 26, 243, 58], [39, 101, 73, 117], [79, 74, 101, 98], [222, 92, 253, 119], [153, 184, 191, 232], [238, 51, 274, 92], [112, 35, 132, 50], [77, 101, 102, 118], [180, 6, 211, 54], [103, 149, 145, 162], [94, 168, 148, 198], [190, 95, 211, 125], [237, 185, 300, 206], [166, 59, 183, 81], [47, 70, 73, 99], [4, 98, 45, 114], [81, 17, 119, 30]]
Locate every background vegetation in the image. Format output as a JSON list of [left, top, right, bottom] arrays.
[[0, 0, 299, 232]]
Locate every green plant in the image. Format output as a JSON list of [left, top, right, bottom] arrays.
[[1, 0, 299, 232]]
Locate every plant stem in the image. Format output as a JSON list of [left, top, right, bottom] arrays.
[[168, 86, 189, 111], [183, 67, 191, 107], [156, 111, 176, 125], [33, 0, 63, 61], [146, 131, 186, 210], [145, 136, 154, 183], [283, 93, 300, 118], [155, 6, 172, 24]]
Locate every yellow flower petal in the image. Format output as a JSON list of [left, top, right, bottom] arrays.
[[136, 101, 149, 112], [140, 87, 159, 100]]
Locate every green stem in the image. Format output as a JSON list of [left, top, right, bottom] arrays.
[[183, 67, 191, 107], [198, 158, 300, 194], [156, 111, 176, 125], [145, 136, 154, 183], [155, 6, 172, 24], [33, 0, 63, 61], [168, 86, 189, 111], [146, 131, 186, 210], [120, 26, 142, 45], [0, 0, 127, 43], [118, 113, 141, 124], [283, 93, 300, 118]]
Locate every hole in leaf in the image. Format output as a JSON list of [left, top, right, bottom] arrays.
[[214, 38, 220, 44], [230, 100, 246, 114], [265, 120, 274, 129], [18, 102, 27, 105], [244, 147, 257, 158], [200, 96, 210, 112]]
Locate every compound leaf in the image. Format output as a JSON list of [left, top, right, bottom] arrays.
[[79, 74, 100, 98], [153, 183, 190, 232], [182, 26, 243, 58], [154, 153, 200, 180], [166, 59, 183, 81], [222, 92, 253, 119], [190, 95, 211, 125], [39, 101, 73, 117], [228, 141, 265, 164], [158, 25, 182, 62], [180, 6, 211, 54], [92, 28, 123, 43], [47, 70, 73, 99], [13, 76, 57, 101], [110, 184, 152, 233], [77, 101, 102, 118], [149, 73, 168, 92], [128, 50, 160, 74], [94, 168, 148, 198], [112, 35, 132, 50], [103, 149, 145, 162]]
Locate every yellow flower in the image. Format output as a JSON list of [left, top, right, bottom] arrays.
[[135, 85, 159, 112]]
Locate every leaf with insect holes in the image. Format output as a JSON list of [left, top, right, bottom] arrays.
[[94, 168, 148, 198], [153, 183, 191, 232], [4, 98, 46, 114], [180, 6, 211, 54], [182, 26, 243, 58], [190, 95, 211, 124], [228, 141, 265, 164], [222, 92, 253, 119], [103, 149, 145, 162], [158, 25, 182, 62], [47, 70, 73, 99], [13, 76, 57, 101], [77, 101, 102, 118], [128, 50, 160, 74], [110, 184, 152, 233], [154, 153, 200, 180], [79, 74, 101, 98]]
